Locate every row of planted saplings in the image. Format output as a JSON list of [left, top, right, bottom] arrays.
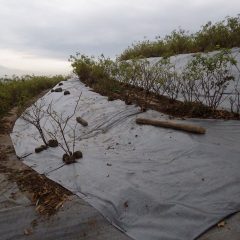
[[127, 51, 236, 109], [97, 49, 239, 112], [21, 92, 88, 165]]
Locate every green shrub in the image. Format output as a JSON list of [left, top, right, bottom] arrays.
[[182, 49, 237, 109], [69, 54, 122, 95], [119, 15, 240, 60], [69, 54, 95, 83], [0, 75, 65, 118]]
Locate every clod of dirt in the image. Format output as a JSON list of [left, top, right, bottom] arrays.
[[24, 228, 33, 236], [140, 106, 146, 112], [62, 153, 69, 163], [107, 146, 114, 150], [62, 154, 76, 164], [64, 90, 70, 95], [108, 96, 114, 101], [73, 151, 83, 159], [35, 147, 43, 153], [76, 117, 88, 126], [58, 82, 63, 86], [125, 100, 132, 105], [35, 145, 47, 153], [217, 221, 226, 228], [54, 87, 63, 92], [48, 139, 58, 147]]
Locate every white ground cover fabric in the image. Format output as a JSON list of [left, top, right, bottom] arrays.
[[147, 48, 240, 111], [11, 78, 240, 240]]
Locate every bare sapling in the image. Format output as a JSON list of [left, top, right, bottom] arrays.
[[21, 99, 49, 153], [46, 94, 83, 164]]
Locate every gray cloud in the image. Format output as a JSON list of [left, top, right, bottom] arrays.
[[0, 0, 239, 72]]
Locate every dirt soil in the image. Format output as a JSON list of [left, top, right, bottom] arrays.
[[89, 81, 240, 120], [0, 91, 72, 217]]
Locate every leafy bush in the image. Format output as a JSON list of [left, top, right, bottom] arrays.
[[69, 54, 122, 95], [151, 58, 181, 101], [119, 15, 240, 60], [69, 54, 96, 83], [182, 49, 237, 109]]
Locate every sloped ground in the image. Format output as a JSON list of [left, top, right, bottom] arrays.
[[1, 124, 239, 240], [9, 78, 240, 240], [0, 94, 131, 240]]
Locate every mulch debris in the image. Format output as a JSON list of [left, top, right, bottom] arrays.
[[0, 154, 72, 216], [0, 90, 73, 217], [0, 149, 72, 216]]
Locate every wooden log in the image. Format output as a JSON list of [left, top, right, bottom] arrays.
[[136, 118, 206, 134], [76, 117, 88, 127]]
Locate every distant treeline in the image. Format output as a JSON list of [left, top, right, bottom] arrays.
[[119, 15, 240, 60]]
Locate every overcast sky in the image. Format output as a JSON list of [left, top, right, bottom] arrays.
[[0, 0, 239, 75]]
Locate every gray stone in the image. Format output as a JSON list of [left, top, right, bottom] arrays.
[[54, 87, 63, 92], [64, 90, 70, 95]]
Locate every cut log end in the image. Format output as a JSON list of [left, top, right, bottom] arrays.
[[136, 118, 206, 134]]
